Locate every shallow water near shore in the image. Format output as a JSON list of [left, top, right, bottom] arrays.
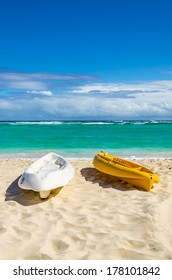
[[0, 120, 172, 158]]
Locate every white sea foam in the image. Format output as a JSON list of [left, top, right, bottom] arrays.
[[133, 121, 149, 125], [118, 121, 129, 125], [82, 122, 114, 125], [10, 121, 63, 125]]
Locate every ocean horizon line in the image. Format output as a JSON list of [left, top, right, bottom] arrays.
[[1, 120, 172, 125], [1, 119, 172, 122]]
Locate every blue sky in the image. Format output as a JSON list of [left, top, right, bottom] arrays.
[[0, 0, 172, 120]]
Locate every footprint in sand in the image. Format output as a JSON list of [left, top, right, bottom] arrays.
[[13, 226, 31, 239], [21, 211, 32, 219], [0, 226, 6, 234], [52, 239, 69, 252]]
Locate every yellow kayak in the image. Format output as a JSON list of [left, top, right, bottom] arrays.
[[93, 151, 159, 191]]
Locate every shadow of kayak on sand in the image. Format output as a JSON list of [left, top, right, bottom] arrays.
[[5, 176, 62, 206], [80, 167, 136, 192]]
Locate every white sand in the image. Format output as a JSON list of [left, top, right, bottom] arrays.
[[0, 158, 172, 260]]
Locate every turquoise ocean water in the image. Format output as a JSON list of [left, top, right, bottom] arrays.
[[0, 121, 172, 158]]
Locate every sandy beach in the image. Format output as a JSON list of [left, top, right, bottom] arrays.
[[0, 157, 172, 260]]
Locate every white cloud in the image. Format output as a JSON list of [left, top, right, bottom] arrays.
[[71, 80, 172, 94], [0, 71, 95, 91], [1, 88, 171, 120], [0, 100, 14, 110], [0, 72, 172, 120], [27, 90, 53, 96], [0, 72, 47, 90]]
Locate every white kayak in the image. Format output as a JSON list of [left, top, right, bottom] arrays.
[[18, 152, 74, 199]]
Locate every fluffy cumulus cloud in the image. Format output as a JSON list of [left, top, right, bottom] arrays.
[[0, 70, 172, 120]]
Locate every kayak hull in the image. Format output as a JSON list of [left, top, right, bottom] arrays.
[[93, 151, 159, 191], [18, 152, 74, 198]]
